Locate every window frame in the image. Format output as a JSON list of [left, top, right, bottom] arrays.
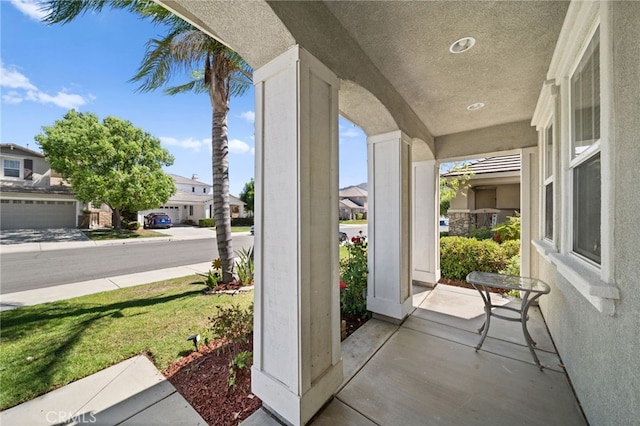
[[2, 158, 22, 179], [568, 25, 602, 267], [543, 119, 555, 242]]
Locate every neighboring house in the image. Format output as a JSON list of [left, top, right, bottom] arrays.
[[0, 144, 81, 230], [339, 186, 368, 220], [138, 173, 246, 225], [443, 155, 521, 235]]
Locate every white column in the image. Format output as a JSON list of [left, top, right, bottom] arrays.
[[252, 45, 342, 426], [367, 131, 413, 320], [520, 147, 536, 277], [412, 160, 440, 285]]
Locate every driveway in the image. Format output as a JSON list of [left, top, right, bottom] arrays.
[[0, 228, 90, 245]]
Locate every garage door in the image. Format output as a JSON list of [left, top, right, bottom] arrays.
[[0, 199, 76, 229], [158, 205, 181, 223]]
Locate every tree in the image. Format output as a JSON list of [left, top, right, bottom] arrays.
[[439, 163, 473, 217], [43, 0, 252, 283], [239, 178, 254, 216], [35, 110, 176, 229]]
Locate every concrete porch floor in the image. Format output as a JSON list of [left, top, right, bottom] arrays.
[[246, 284, 587, 426]]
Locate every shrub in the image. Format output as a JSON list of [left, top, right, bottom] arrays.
[[468, 226, 493, 241], [340, 240, 368, 315], [228, 350, 253, 387], [502, 239, 520, 258], [440, 231, 449, 238], [492, 215, 521, 241], [231, 217, 254, 226], [209, 303, 254, 353], [198, 218, 215, 227], [355, 213, 363, 220], [440, 236, 508, 281], [501, 254, 521, 276], [235, 246, 254, 286], [127, 221, 140, 230]]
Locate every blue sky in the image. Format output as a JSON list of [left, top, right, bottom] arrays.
[[0, 0, 368, 196]]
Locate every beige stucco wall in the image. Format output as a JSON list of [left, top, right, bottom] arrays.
[[534, 3, 640, 424], [496, 184, 520, 210]]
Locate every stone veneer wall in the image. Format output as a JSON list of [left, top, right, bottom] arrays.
[[448, 211, 473, 236]]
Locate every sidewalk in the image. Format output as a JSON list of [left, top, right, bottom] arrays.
[[0, 355, 206, 426], [0, 262, 212, 311], [0, 226, 230, 255]]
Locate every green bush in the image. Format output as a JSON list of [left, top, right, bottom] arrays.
[[501, 254, 521, 276], [440, 231, 449, 238], [127, 221, 140, 230], [502, 239, 520, 258], [355, 213, 364, 220], [492, 215, 521, 241], [209, 303, 254, 353], [340, 241, 368, 315], [440, 236, 508, 281], [235, 246, 254, 286], [231, 217, 254, 226], [198, 218, 215, 227], [468, 226, 493, 241]]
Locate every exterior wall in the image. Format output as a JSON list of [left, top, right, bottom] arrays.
[[447, 210, 472, 236], [0, 149, 52, 187], [496, 184, 519, 210], [175, 182, 210, 194], [531, 2, 640, 424]]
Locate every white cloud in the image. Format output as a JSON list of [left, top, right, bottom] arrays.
[[1, 62, 90, 109], [239, 111, 255, 123], [228, 138, 251, 154], [10, 0, 47, 21], [0, 64, 37, 91], [2, 91, 23, 104], [159, 136, 208, 152], [340, 127, 361, 138]]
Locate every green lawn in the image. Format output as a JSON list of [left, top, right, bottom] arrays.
[[83, 229, 168, 240], [231, 226, 251, 233], [340, 219, 368, 225], [0, 277, 252, 410]]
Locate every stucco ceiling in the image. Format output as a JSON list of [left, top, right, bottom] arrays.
[[159, 0, 569, 156]]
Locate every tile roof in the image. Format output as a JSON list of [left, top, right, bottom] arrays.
[[340, 199, 363, 209], [0, 144, 45, 158], [339, 186, 368, 198], [442, 154, 521, 177], [168, 173, 211, 187], [0, 183, 74, 195]]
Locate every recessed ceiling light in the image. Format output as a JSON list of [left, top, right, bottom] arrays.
[[467, 102, 485, 111], [449, 37, 476, 54]]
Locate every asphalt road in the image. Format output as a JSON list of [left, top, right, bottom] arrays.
[[0, 235, 254, 294], [0, 225, 366, 295]]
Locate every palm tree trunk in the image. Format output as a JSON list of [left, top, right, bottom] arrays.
[[212, 108, 234, 282]]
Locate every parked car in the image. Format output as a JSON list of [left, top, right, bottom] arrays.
[[250, 225, 255, 235], [339, 231, 348, 243], [144, 213, 172, 229], [439, 217, 449, 233]]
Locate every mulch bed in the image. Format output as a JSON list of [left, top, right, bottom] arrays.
[[164, 339, 261, 426], [164, 313, 370, 425]]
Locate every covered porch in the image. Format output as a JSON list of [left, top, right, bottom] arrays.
[[245, 284, 585, 425], [155, 1, 638, 424]]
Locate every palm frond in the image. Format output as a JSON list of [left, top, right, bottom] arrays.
[[164, 80, 207, 96], [42, 0, 113, 24]]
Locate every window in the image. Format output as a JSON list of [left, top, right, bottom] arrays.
[[189, 205, 194, 216], [203, 187, 206, 193], [544, 124, 554, 240], [570, 27, 600, 264], [3, 159, 20, 178], [192, 187, 195, 193]]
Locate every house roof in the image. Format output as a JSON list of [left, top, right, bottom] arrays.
[[168, 173, 212, 187], [340, 199, 363, 209], [167, 191, 246, 206], [442, 155, 521, 177], [339, 186, 368, 198], [0, 182, 74, 196], [0, 144, 45, 158]]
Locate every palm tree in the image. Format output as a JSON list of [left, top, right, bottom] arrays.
[[43, 0, 252, 282]]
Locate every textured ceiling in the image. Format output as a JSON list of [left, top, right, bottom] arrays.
[[159, 0, 569, 154], [323, 1, 569, 136]]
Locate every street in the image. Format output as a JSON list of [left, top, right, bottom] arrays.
[[0, 225, 366, 295]]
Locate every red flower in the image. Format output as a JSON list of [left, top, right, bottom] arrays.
[[351, 236, 361, 244], [340, 281, 347, 290]]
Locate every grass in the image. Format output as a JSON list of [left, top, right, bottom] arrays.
[[0, 276, 253, 410], [83, 229, 168, 240], [340, 245, 349, 259], [340, 219, 368, 225], [231, 226, 251, 233]]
